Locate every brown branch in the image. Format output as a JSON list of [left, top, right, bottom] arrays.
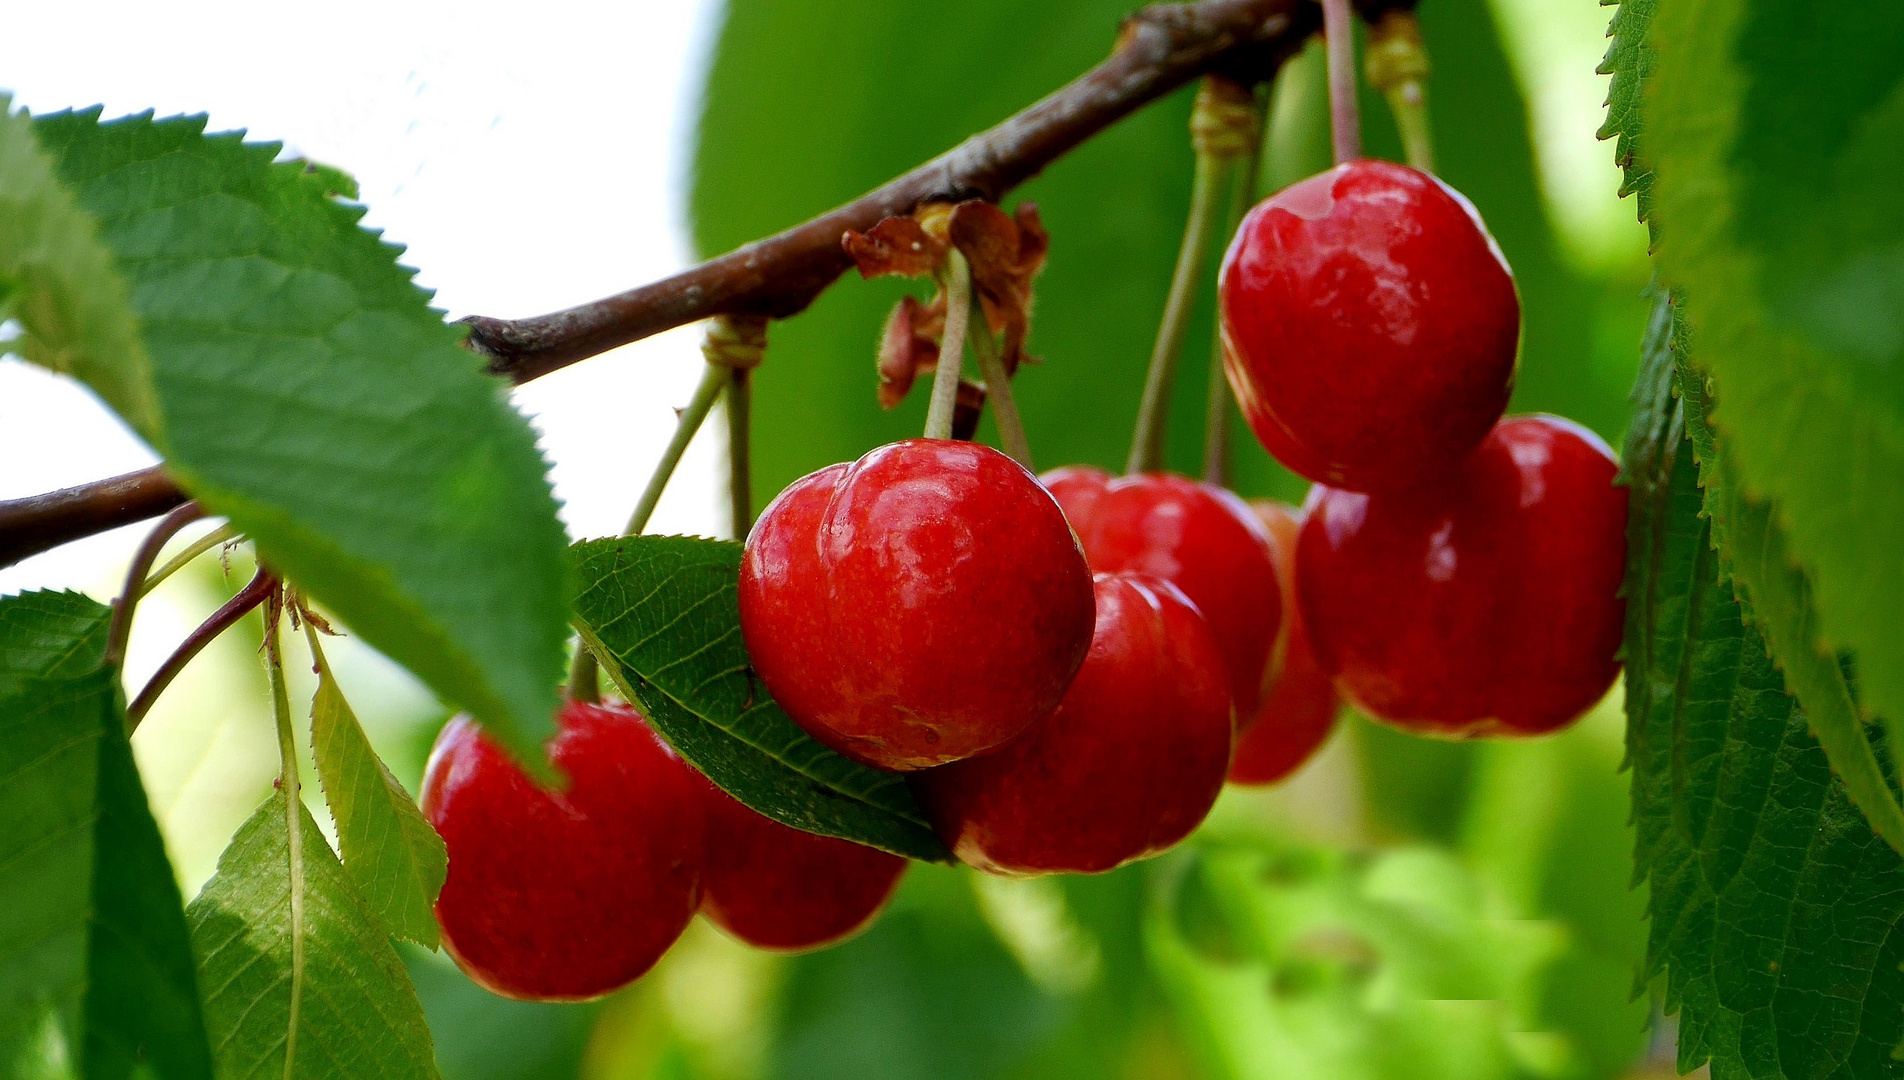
[[127, 567, 278, 730], [465, 0, 1410, 384], [0, 466, 188, 569], [1, 0, 1412, 562]]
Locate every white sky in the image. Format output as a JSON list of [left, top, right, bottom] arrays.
[[1, 0, 728, 602]]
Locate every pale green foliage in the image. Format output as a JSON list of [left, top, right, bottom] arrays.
[[0, 99, 158, 438], [186, 790, 439, 1080], [0, 591, 210, 1080], [1644, 0, 1904, 735], [306, 629, 447, 949], [570, 535, 947, 861], [28, 108, 571, 777]]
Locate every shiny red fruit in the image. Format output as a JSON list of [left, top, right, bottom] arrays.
[[739, 439, 1095, 771], [420, 701, 704, 1000], [1229, 500, 1340, 785], [1297, 415, 1626, 737], [912, 573, 1233, 875], [695, 777, 907, 952], [1218, 159, 1520, 491], [1043, 467, 1281, 719]]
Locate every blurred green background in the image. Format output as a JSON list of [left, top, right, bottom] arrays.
[[127, 0, 1660, 1076]]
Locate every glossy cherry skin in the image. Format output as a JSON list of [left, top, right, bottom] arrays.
[[911, 573, 1233, 875], [419, 701, 704, 1001], [695, 776, 907, 952], [739, 439, 1096, 771], [1218, 159, 1520, 492], [1229, 500, 1340, 785], [1042, 467, 1282, 719], [1296, 415, 1626, 737]]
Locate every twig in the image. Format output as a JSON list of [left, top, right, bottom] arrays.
[[0, 0, 1414, 562], [128, 567, 279, 730], [0, 466, 188, 569]]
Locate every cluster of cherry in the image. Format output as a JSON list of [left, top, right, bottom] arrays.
[[416, 156, 1626, 1003]]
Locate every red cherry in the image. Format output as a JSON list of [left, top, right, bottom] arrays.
[[419, 701, 704, 1000], [1229, 500, 1340, 785], [1218, 159, 1520, 491], [912, 573, 1233, 875], [1042, 466, 1281, 718], [695, 776, 907, 952], [739, 439, 1096, 771], [1296, 415, 1626, 737]]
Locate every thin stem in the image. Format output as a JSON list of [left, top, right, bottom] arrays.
[[728, 367, 754, 537], [967, 293, 1034, 470], [264, 595, 307, 1071], [624, 362, 731, 537], [1366, 11, 1434, 172], [128, 567, 278, 730], [923, 250, 974, 441], [570, 356, 733, 702], [1128, 149, 1231, 475], [1202, 92, 1269, 486], [105, 502, 206, 669], [265, 596, 298, 790], [1322, 0, 1362, 165], [139, 523, 240, 598]]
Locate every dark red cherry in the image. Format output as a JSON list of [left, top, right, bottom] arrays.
[[1042, 466, 1281, 718], [695, 776, 907, 952], [419, 701, 704, 1000], [1218, 159, 1520, 491], [912, 573, 1233, 875], [739, 439, 1095, 771], [1296, 415, 1626, 737], [1229, 500, 1340, 785]]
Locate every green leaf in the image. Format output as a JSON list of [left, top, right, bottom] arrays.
[[1595, 0, 1658, 244], [187, 789, 440, 1080], [29, 108, 570, 778], [569, 535, 948, 862], [1620, 296, 1904, 1080], [0, 98, 158, 438], [0, 590, 211, 1080], [306, 628, 447, 948], [1644, 0, 1904, 737]]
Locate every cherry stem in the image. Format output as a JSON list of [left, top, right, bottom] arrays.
[[1366, 11, 1434, 172], [571, 342, 738, 703], [128, 566, 278, 730], [1322, 0, 1362, 165], [264, 592, 297, 791], [139, 523, 240, 599], [728, 367, 754, 537], [966, 292, 1034, 470], [105, 502, 206, 670], [1201, 89, 1269, 487], [1128, 77, 1254, 476], [923, 250, 974, 441]]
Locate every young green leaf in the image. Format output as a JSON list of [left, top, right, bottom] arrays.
[[1621, 307, 1904, 1079], [569, 535, 949, 862], [0, 590, 211, 1080], [187, 789, 440, 1080], [0, 99, 158, 439], [28, 109, 570, 778], [1643, 0, 1904, 737], [305, 624, 447, 948]]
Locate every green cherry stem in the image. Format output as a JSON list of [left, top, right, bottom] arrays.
[[139, 523, 240, 598], [1322, 0, 1362, 165], [624, 361, 730, 537], [1366, 10, 1435, 172], [1201, 88, 1268, 486], [128, 566, 278, 730], [923, 248, 975, 442], [967, 291, 1034, 470], [1128, 76, 1256, 477]]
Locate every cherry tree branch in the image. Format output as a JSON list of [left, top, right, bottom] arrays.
[[1, 0, 1411, 566]]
